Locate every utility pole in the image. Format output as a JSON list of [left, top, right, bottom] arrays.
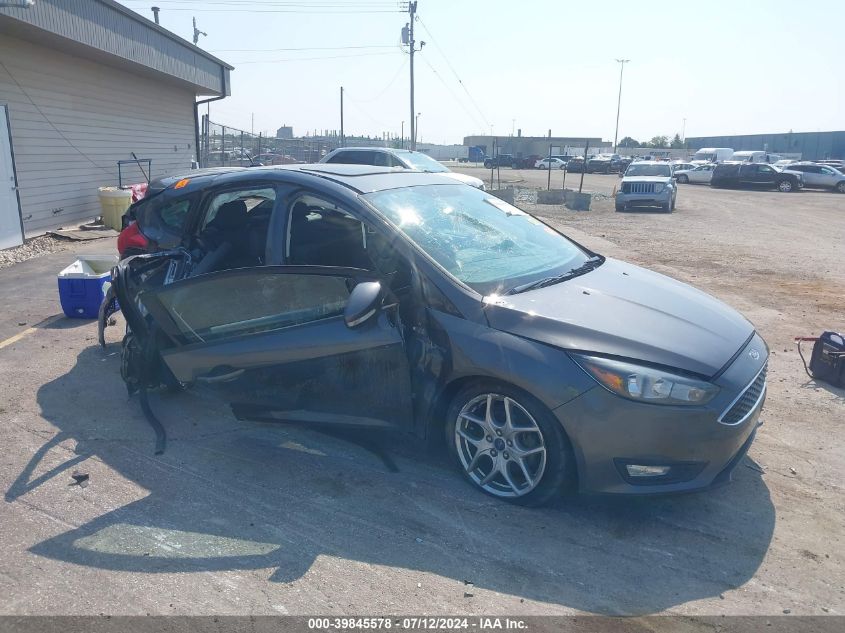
[[681, 117, 687, 143], [415, 112, 421, 147], [402, 2, 424, 150], [401, 121, 404, 149], [340, 87, 345, 147], [251, 112, 254, 137], [613, 59, 629, 152], [192, 17, 207, 45]]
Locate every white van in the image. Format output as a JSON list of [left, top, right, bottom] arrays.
[[730, 151, 781, 164], [691, 148, 734, 163]]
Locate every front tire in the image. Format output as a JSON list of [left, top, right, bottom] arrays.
[[445, 382, 574, 507], [777, 179, 794, 192], [836, 181, 845, 193], [677, 174, 689, 184], [615, 202, 626, 212]]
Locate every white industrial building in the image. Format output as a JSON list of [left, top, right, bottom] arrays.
[[0, 0, 232, 248]]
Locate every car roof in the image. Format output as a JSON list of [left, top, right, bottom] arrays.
[[155, 163, 463, 196], [629, 160, 669, 165]]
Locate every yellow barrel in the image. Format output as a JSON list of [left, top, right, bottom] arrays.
[[97, 187, 132, 231]]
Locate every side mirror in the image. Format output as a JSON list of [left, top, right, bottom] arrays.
[[618, 172, 624, 178], [344, 281, 383, 328]]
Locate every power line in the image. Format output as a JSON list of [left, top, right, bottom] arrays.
[[416, 15, 490, 130], [230, 50, 399, 64], [348, 54, 408, 103], [122, 2, 404, 14], [124, 0, 404, 6], [209, 44, 397, 53], [418, 55, 486, 134]]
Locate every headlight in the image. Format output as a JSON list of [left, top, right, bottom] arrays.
[[570, 354, 720, 406], [654, 183, 665, 193]]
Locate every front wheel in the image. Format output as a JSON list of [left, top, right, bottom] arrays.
[[836, 181, 845, 193], [677, 174, 689, 184], [615, 202, 626, 212], [446, 383, 574, 506], [777, 179, 794, 192], [559, 164, 567, 170]]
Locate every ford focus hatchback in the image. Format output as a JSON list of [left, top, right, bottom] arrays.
[[105, 164, 767, 506]]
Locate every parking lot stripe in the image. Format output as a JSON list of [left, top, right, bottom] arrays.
[[0, 314, 63, 351]]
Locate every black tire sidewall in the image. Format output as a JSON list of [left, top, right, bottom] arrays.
[[444, 381, 573, 507]]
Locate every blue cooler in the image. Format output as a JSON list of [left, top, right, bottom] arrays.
[[58, 256, 119, 319]]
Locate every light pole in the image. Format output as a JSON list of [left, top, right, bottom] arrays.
[[401, 121, 405, 149], [681, 117, 687, 143], [613, 58, 630, 153], [512, 118, 515, 136], [415, 112, 421, 146]]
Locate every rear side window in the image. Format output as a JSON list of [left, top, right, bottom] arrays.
[[328, 151, 375, 165], [133, 193, 197, 249]]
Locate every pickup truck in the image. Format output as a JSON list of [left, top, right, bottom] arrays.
[[587, 154, 628, 174], [483, 154, 514, 169]]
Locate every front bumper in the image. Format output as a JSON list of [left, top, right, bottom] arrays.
[[616, 188, 673, 208], [554, 334, 768, 495]]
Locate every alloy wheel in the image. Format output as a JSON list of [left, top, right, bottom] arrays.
[[454, 393, 547, 498], [778, 180, 793, 192]]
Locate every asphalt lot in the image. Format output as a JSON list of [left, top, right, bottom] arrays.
[[0, 174, 843, 616]]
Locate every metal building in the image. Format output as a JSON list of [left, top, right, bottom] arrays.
[[685, 131, 845, 161], [463, 135, 610, 159], [0, 0, 232, 248]]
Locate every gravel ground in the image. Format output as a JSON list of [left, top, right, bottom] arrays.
[[0, 235, 80, 270]]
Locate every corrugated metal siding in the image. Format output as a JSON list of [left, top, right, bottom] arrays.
[[686, 132, 845, 160], [0, 33, 196, 234], [0, 0, 229, 95]]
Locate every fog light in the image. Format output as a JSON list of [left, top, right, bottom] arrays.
[[626, 464, 670, 477]]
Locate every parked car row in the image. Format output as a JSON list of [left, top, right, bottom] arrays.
[[674, 161, 845, 193]]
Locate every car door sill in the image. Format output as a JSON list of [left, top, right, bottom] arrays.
[[231, 403, 398, 430]]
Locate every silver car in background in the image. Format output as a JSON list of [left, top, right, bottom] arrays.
[[674, 163, 716, 184], [782, 162, 845, 192], [321, 147, 486, 190]]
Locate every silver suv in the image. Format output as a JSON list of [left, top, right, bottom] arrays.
[[616, 161, 676, 212]]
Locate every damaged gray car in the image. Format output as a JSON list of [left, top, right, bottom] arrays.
[[103, 164, 768, 506]]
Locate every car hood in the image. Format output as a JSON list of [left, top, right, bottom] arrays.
[[441, 171, 485, 189], [621, 176, 673, 183], [484, 258, 753, 377]]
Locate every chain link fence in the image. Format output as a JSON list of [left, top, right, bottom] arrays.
[[199, 116, 393, 168]]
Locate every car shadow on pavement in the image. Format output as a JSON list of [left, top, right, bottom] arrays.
[[21, 344, 776, 615]]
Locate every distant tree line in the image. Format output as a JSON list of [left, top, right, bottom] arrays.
[[618, 134, 687, 149]]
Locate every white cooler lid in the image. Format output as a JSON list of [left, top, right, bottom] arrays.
[[58, 256, 118, 279]]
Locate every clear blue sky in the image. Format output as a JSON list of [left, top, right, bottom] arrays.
[[118, 0, 845, 144]]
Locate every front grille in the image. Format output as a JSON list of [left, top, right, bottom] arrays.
[[622, 182, 656, 194], [719, 363, 767, 425]]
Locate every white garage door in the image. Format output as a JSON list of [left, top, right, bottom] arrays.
[[0, 33, 197, 234]]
